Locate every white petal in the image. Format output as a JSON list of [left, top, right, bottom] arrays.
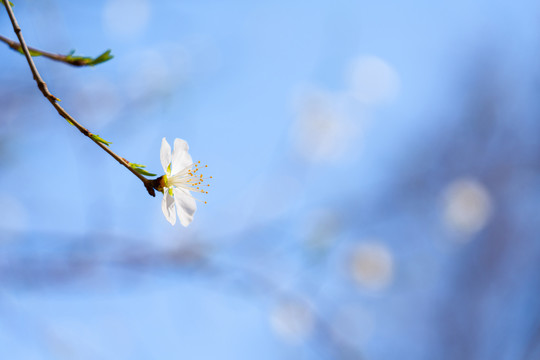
[[173, 188, 197, 227], [171, 138, 193, 175], [160, 137, 172, 174], [161, 190, 176, 225]]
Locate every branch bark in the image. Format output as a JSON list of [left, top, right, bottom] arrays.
[[2, 2, 158, 197]]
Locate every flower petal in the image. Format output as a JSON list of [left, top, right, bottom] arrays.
[[160, 137, 172, 174], [161, 189, 176, 225], [171, 138, 193, 175], [173, 187, 197, 227]]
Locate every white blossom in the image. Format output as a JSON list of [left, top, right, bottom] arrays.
[[159, 137, 210, 226]]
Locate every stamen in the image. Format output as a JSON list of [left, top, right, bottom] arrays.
[[165, 161, 211, 201]]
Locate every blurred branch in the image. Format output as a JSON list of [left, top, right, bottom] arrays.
[[0, 229, 362, 359], [0, 34, 113, 67], [1, 2, 158, 196]]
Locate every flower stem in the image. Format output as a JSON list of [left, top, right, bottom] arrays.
[[2, 2, 157, 197]]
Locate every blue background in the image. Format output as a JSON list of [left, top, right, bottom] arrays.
[[1, 0, 539, 359]]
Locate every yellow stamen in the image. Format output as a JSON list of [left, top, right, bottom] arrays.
[[164, 161, 211, 200]]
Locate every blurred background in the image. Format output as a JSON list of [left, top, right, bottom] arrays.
[[1, 0, 539, 359]]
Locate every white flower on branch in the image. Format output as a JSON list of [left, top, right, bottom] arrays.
[[159, 137, 210, 226]]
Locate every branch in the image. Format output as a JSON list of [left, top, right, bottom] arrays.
[[0, 34, 113, 67], [2, 2, 158, 197]]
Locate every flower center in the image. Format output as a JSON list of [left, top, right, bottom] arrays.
[[164, 161, 211, 203]]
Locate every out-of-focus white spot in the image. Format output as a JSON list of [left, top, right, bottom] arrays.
[[443, 177, 492, 238], [349, 242, 394, 291], [127, 49, 170, 99], [348, 55, 400, 105], [331, 305, 374, 347], [182, 34, 222, 75], [0, 193, 27, 234], [158, 42, 192, 81], [125, 46, 191, 101], [103, 0, 150, 39], [290, 89, 360, 163], [270, 300, 314, 344], [72, 77, 122, 129]]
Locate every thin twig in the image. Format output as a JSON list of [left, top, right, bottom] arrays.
[[0, 34, 111, 67], [2, 2, 157, 196]]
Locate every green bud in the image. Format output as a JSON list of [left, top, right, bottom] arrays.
[[129, 163, 157, 177], [90, 134, 112, 146], [65, 49, 113, 66]]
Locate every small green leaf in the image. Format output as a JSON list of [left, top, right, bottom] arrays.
[[129, 163, 156, 177], [0, 1, 15, 7], [90, 134, 112, 146], [134, 168, 157, 177], [89, 49, 114, 66], [129, 163, 147, 168], [65, 49, 113, 66]]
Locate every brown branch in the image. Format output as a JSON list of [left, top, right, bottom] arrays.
[[1, 34, 84, 66], [0, 34, 113, 67], [2, 2, 158, 197]]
